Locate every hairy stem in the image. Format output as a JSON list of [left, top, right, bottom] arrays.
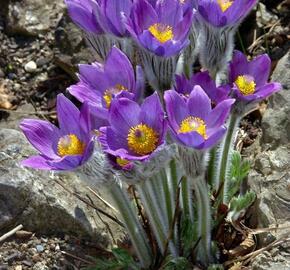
[[108, 182, 152, 268]]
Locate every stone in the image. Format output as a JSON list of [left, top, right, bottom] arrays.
[[248, 50, 290, 268], [24, 61, 37, 73], [6, 0, 65, 36], [261, 51, 290, 149], [0, 129, 123, 246]]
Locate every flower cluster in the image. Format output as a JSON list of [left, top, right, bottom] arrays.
[[19, 0, 283, 268]]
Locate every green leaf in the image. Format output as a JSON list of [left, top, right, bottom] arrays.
[[160, 256, 192, 270], [180, 216, 196, 257], [87, 248, 140, 270], [207, 264, 224, 270], [227, 191, 256, 222]]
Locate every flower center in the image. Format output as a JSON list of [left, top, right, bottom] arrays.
[[235, 75, 256, 96], [217, 0, 233, 12], [127, 124, 159, 155], [178, 116, 207, 139], [103, 84, 128, 108], [148, 23, 173, 43], [116, 157, 130, 167], [57, 134, 85, 157]]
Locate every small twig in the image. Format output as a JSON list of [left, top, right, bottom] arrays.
[[61, 251, 93, 265], [0, 108, 56, 116], [0, 224, 23, 242], [87, 186, 118, 213], [54, 179, 124, 227]]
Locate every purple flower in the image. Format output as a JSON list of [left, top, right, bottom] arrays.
[[20, 94, 95, 171], [93, 0, 133, 37], [164, 87, 235, 149], [98, 93, 167, 168], [65, 0, 103, 34], [197, 0, 257, 27], [68, 46, 144, 112], [124, 0, 194, 57], [175, 71, 230, 104], [229, 51, 282, 102], [148, 0, 195, 13]]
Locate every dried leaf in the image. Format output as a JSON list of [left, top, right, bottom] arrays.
[[228, 233, 256, 258]]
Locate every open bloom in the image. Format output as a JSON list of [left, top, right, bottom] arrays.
[[124, 0, 193, 57], [68, 46, 144, 117], [229, 50, 282, 102], [165, 87, 235, 149], [65, 0, 103, 34], [197, 0, 257, 27], [175, 71, 230, 104], [20, 94, 95, 170], [99, 93, 167, 168]]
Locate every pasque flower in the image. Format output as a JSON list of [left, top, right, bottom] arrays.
[[93, 0, 133, 37], [175, 71, 230, 104], [65, 0, 103, 34], [164, 87, 235, 149], [124, 0, 194, 57], [68, 46, 144, 114], [20, 94, 95, 170], [99, 93, 167, 167], [197, 0, 257, 27], [229, 50, 282, 102]]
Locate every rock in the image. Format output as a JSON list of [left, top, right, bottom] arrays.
[[261, 51, 290, 148], [0, 129, 123, 246], [36, 245, 44, 253], [53, 13, 94, 78], [6, 0, 65, 36], [24, 61, 37, 73], [248, 51, 290, 268]]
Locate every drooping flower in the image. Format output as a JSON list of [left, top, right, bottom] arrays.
[[65, 0, 104, 34], [175, 71, 230, 104], [164, 87, 235, 149], [20, 94, 95, 170], [229, 50, 282, 102], [98, 93, 167, 167], [124, 0, 194, 57], [197, 0, 257, 27], [68, 46, 144, 115]]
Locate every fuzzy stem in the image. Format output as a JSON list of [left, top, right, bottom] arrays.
[[136, 179, 178, 257], [194, 179, 212, 265], [108, 182, 152, 268], [215, 112, 241, 204], [181, 176, 194, 222]]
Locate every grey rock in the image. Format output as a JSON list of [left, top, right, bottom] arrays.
[[0, 129, 123, 246], [6, 0, 65, 36], [36, 245, 44, 253], [249, 51, 290, 268], [262, 51, 290, 148]]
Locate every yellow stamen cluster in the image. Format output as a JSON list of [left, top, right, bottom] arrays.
[[103, 84, 128, 108], [148, 23, 174, 43], [57, 134, 85, 157], [235, 75, 256, 96], [127, 124, 159, 155], [217, 0, 233, 12], [116, 157, 130, 167], [178, 116, 207, 139]]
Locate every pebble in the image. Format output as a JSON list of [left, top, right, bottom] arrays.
[[36, 244, 44, 253], [15, 266, 22, 270], [24, 61, 37, 73], [8, 73, 17, 80]]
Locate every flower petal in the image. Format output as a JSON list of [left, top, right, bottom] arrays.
[[20, 119, 60, 159], [21, 155, 54, 170], [187, 85, 211, 119], [164, 90, 189, 131]]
